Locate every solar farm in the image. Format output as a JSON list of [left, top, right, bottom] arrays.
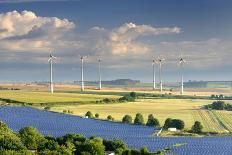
[[1, 106, 232, 155]]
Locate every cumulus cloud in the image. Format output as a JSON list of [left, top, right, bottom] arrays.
[[0, 10, 75, 52], [108, 22, 181, 55]]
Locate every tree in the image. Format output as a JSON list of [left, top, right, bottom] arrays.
[[0, 122, 26, 151], [134, 113, 145, 125], [163, 118, 172, 129], [146, 114, 160, 127], [95, 113, 99, 118], [191, 121, 203, 133], [107, 115, 114, 121], [129, 92, 137, 98], [163, 118, 185, 130], [85, 111, 93, 118], [103, 139, 126, 152], [18, 126, 45, 150], [75, 138, 105, 155], [211, 101, 226, 110], [122, 115, 133, 124], [172, 119, 185, 130], [140, 146, 149, 155]]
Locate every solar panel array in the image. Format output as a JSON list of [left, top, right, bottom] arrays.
[[1, 106, 232, 155]]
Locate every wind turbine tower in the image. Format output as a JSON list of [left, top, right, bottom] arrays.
[[48, 53, 56, 93], [98, 58, 102, 90], [157, 57, 165, 92], [80, 56, 87, 91], [152, 59, 156, 90], [179, 56, 186, 95]]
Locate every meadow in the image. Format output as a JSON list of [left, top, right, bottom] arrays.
[[0, 90, 119, 104]]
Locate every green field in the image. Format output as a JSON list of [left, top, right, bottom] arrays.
[[1, 89, 232, 133], [0, 90, 120, 104]]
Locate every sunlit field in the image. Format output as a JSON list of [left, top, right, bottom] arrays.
[[0, 90, 119, 104], [51, 98, 232, 133], [1, 83, 232, 133]]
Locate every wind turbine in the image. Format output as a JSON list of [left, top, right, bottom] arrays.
[[80, 55, 88, 91], [98, 57, 102, 90], [179, 55, 186, 95], [157, 56, 165, 92], [152, 58, 156, 90], [48, 53, 56, 93]]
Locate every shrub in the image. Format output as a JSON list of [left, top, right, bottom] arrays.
[[63, 110, 67, 113], [119, 96, 135, 102], [134, 113, 145, 125], [191, 121, 203, 133], [163, 118, 172, 129], [146, 114, 160, 127], [107, 115, 114, 121], [140, 146, 149, 155], [85, 111, 93, 118], [163, 118, 185, 130], [44, 106, 51, 110], [211, 101, 226, 110], [102, 98, 111, 103], [95, 113, 99, 118], [103, 139, 126, 152], [129, 92, 137, 98], [122, 115, 133, 124]]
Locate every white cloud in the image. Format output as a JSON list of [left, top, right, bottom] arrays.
[[0, 10, 75, 52], [109, 22, 180, 55]]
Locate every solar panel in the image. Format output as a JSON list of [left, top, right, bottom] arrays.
[[0, 106, 232, 155]]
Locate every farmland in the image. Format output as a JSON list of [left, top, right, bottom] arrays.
[[2, 106, 232, 155], [1, 84, 232, 133], [50, 98, 232, 133], [0, 90, 119, 104]]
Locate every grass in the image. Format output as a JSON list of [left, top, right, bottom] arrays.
[[0, 90, 120, 104], [2, 88, 232, 133]]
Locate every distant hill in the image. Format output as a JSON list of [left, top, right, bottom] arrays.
[[78, 79, 140, 85]]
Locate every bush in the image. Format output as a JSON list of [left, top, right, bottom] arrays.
[[211, 101, 226, 110], [95, 113, 99, 118], [44, 106, 51, 110], [122, 115, 133, 124], [163, 118, 172, 129], [129, 92, 137, 98], [146, 114, 160, 127], [134, 113, 145, 125], [85, 111, 93, 118], [103, 139, 126, 152], [63, 110, 67, 113], [102, 98, 111, 103], [163, 118, 185, 130], [18, 126, 45, 150], [119, 96, 135, 102], [107, 115, 114, 121], [140, 146, 149, 155], [191, 121, 203, 133], [75, 138, 105, 155]]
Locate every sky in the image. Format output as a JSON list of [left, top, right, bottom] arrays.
[[0, 0, 232, 82]]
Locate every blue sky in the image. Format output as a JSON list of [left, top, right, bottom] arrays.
[[0, 0, 232, 82]]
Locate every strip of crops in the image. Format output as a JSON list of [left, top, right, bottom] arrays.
[[197, 110, 227, 133], [212, 111, 232, 132]]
